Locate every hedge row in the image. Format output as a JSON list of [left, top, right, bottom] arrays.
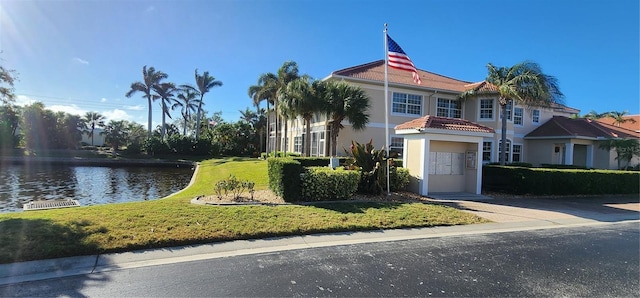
[[483, 165, 640, 195], [291, 157, 352, 167], [267, 158, 303, 201], [301, 167, 360, 201]]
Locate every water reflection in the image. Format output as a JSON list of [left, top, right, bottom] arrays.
[[0, 165, 194, 213]]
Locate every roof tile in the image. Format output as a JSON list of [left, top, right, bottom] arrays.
[[525, 116, 640, 139], [395, 115, 495, 133]]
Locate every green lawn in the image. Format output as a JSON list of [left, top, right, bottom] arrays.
[[0, 158, 488, 264]]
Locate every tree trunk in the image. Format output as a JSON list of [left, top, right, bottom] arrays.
[[265, 101, 270, 155], [195, 95, 204, 139], [283, 117, 288, 156], [500, 103, 507, 165], [274, 101, 280, 155], [147, 95, 153, 139], [304, 117, 311, 157], [161, 102, 166, 139], [330, 122, 339, 156]]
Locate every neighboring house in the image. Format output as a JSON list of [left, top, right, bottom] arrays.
[[274, 60, 637, 171], [80, 128, 106, 146], [596, 115, 640, 133], [525, 116, 640, 169]]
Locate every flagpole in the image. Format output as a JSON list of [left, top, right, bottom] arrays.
[[383, 23, 391, 197]]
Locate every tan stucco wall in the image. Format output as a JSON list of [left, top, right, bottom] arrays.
[[405, 138, 423, 194], [428, 141, 467, 193]]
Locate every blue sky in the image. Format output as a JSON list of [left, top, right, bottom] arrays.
[[1, 0, 638, 126]]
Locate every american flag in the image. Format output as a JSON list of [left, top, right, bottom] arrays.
[[387, 35, 422, 84]]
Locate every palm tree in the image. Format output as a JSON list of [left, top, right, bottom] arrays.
[[82, 111, 105, 146], [103, 120, 128, 151], [606, 110, 636, 127], [324, 80, 371, 156], [460, 61, 564, 165], [583, 110, 606, 120], [175, 87, 200, 136], [183, 69, 222, 139], [125, 66, 167, 138], [248, 81, 273, 154], [283, 77, 326, 157], [599, 139, 640, 169], [256, 61, 301, 153], [152, 82, 178, 139]]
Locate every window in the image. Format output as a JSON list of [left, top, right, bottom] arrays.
[[512, 144, 522, 162], [498, 139, 511, 162], [501, 100, 513, 120], [293, 135, 304, 153], [482, 141, 492, 163], [514, 107, 523, 125], [479, 99, 493, 119], [392, 92, 422, 115], [389, 137, 404, 158], [436, 98, 461, 118], [532, 109, 540, 124]]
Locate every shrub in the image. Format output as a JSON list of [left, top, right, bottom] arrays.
[[344, 139, 399, 195], [142, 137, 171, 155], [214, 175, 255, 201], [540, 164, 589, 170], [267, 158, 303, 202], [390, 167, 410, 191], [483, 165, 640, 195], [292, 157, 352, 167], [301, 167, 360, 201]]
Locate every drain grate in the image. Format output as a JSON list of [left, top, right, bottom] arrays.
[[23, 200, 81, 211]]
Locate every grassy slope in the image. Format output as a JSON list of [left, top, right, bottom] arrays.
[[0, 158, 487, 264]]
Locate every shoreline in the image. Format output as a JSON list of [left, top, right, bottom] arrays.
[[0, 156, 196, 168]]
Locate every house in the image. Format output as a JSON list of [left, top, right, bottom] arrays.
[[80, 128, 106, 146], [273, 60, 638, 173], [596, 115, 640, 133]]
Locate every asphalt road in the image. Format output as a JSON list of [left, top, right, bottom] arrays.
[[1, 222, 638, 297]]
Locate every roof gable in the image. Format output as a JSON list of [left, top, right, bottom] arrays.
[[395, 115, 494, 133], [331, 60, 471, 92], [525, 116, 640, 139]]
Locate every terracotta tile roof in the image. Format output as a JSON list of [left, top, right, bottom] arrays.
[[331, 60, 471, 92], [464, 81, 499, 93], [596, 115, 640, 132], [525, 116, 640, 139], [395, 115, 495, 133]]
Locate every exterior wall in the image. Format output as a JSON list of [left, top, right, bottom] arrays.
[[80, 129, 106, 146], [525, 139, 568, 166], [428, 141, 467, 192], [405, 138, 424, 194]]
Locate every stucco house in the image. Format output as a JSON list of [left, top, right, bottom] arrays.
[[271, 60, 639, 175]]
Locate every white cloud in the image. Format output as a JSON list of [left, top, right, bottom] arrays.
[[15, 94, 37, 106], [48, 104, 87, 116], [103, 109, 133, 122], [72, 57, 89, 65], [101, 98, 107, 103], [125, 105, 144, 111]]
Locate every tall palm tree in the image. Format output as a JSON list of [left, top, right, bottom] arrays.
[[175, 87, 200, 136], [184, 69, 222, 139], [606, 110, 636, 127], [125, 66, 167, 138], [152, 82, 178, 139], [324, 80, 371, 156], [284, 77, 326, 157], [257, 61, 300, 153], [82, 111, 106, 146], [460, 61, 564, 165], [248, 83, 269, 154]]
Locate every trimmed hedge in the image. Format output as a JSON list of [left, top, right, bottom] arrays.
[[390, 167, 410, 191], [483, 165, 640, 195], [267, 158, 303, 202], [292, 157, 352, 167], [301, 167, 360, 201]]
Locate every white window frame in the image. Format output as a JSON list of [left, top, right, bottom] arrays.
[[389, 136, 404, 158], [482, 141, 493, 164], [532, 109, 540, 124], [500, 100, 513, 121], [392, 92, 422, 116], [513, 107, 524, 126], [512, 144, 523, 162], [499, 139, 512, 163], [436, 98, 462, 118], [293, 135, 303, 153], [479, 99, 494, 120]]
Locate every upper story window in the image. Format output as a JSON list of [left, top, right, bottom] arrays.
[[501, 100, 513, 120], [514, 107, 524, 125], [436, 98, 461, 118], [392, 92, 422, 116], [532, 109, 540, 124], [479, 99, 494, 120]]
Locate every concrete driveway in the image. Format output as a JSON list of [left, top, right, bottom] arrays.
[[427, 193, 640, 224]]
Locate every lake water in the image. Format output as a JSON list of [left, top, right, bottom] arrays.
[[0, 164, 194, 213]]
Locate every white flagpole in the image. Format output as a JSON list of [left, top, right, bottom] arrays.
[[383, 23, 391, 196]]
